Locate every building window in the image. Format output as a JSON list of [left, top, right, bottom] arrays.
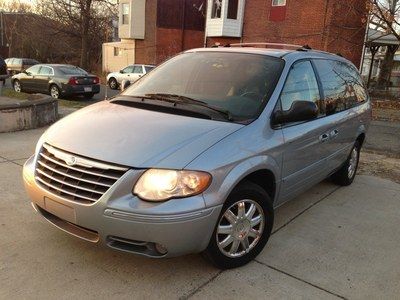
[[272, 0, 286, 6], [227, 0, 239, 19], [211, 0, 222, 19], [122, 3, 130, 25], [114, 47, 122, 56]]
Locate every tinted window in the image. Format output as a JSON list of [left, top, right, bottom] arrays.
[[314, 59, 366, 116], [133, 66, 143, 73], [122, 52, 284, 122], [58, 66, 87, 75], [23, 59, 38, 65], [280, 61, 323, 115], [26, 65, 41, 75], [39, 66, 53, 75]]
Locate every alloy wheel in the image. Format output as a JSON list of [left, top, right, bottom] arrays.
[[14, 81, 21, 93], [50, 86, 60, 99], [216, 199, 265, 258], [348, 147, 358, 179]]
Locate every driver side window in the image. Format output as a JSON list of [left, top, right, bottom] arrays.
[[26, 65, 41, 75], [280, 61, 324, 116]]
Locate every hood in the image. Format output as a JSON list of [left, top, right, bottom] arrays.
[[44, 101, 243, 169]]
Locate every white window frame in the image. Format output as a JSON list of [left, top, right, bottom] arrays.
[[122, 3, 130, 25], [272, 0, 286, 7]]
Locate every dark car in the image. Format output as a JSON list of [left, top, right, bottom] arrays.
[[6, 58, 39, 75], [11, 64, 100, 99], [0, 57, 9, 85]]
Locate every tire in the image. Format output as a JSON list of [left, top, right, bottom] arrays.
[[13, 80, 22, 93], [83, 93, 95, 99], [49, 84, 61, 99], [331, 141, 361, 186], [108, 77, 118, 90], [203, 181, 274, 269]]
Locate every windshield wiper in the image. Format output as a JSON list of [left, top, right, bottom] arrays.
[[144, 93, 233, 121]]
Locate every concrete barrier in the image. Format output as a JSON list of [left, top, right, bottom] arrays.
[[0, 95, 58, 133]]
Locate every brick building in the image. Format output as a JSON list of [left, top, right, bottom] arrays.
[[102, 0, 367, 72], [102, 0, 206, 72]]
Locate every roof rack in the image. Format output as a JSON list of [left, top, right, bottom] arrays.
[[224, 42, 312, 51]]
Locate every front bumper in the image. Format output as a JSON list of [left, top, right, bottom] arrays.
[[23, 155, 221, 257]]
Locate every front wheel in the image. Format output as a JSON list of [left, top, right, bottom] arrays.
[[331, 141, 361, 186], [204, 181, 274, 269], [13, 80, 22, 93]]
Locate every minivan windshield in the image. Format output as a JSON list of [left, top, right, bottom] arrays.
[[120, 52, 284, 122]]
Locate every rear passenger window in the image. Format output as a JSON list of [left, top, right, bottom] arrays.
[[313, 59, 366, 116], [280, 60, 324, 115], [39, 67, 53, 76], [133, 66, 143, 74]]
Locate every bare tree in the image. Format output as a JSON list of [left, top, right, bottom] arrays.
[[368, 0, 400, 88], [36, 0, 117, 70]]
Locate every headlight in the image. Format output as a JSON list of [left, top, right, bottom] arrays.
[[133, 169, 211, 201]]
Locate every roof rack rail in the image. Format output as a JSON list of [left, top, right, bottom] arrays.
[[225, 42, 311, 51]]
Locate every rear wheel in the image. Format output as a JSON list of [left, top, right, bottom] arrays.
[[108, 77, 118, 90], [331, 141, 361, 186], [49, 84, 60, 99], [13, 80, 22, 93], [204, 181, 274, 269]]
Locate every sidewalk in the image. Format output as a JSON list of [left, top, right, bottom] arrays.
[[1, 128, 400, 299]]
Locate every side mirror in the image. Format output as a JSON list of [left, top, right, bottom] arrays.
[[121, 80, 131, 91], [273, 101, 319, 125], [119, 70, 123, 73], [24, 70, 31, 76]]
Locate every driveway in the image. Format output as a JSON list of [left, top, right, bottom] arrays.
[[1, 128, 400, 299]]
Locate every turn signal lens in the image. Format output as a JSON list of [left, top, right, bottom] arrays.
[[133, 169, 211, 201]]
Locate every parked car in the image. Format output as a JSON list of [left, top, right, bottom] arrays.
[[0, 57, 9, 85], [107, 64, 155, 90], [12, 64, 100, 99], [23, 45, 371, 269], [6, 58, 39, 75]]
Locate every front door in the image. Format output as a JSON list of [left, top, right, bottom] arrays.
[[277, 60, 332, 204], [20, 65, 41, 91], [35, 66, 54, 93]]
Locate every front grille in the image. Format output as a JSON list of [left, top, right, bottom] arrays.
[[35, 143, 128, 204]]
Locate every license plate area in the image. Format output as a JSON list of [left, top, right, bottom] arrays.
[[44, 197, 76, 223], [84, 86, 92, 92]]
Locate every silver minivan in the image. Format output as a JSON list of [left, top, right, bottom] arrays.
[[23, 45, 371, 269]]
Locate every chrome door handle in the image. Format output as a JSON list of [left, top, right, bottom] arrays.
[[319, 133, 330, 143]]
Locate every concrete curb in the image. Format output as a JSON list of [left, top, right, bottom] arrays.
[[0, 94, 58, 133]]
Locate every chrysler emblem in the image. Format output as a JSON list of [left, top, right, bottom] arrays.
[[65, 156, 77, 166]]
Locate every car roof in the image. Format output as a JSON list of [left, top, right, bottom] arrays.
[[186, 46, 352, 65], [36, 64, 80, 68]]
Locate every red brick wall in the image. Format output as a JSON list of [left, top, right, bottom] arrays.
[[155, 28, 205, 64], [135, 0, 157, 65], [206, 0, 367, 66]]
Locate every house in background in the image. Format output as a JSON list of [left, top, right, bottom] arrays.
[[205, 0, 367, 67], [102, 0, 205, 72], [103, 0, 367, 72]]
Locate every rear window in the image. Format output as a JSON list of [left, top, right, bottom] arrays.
[[58, 66, 88, 75], [145, 66, 154, 73], [313, 59, 367, 116]]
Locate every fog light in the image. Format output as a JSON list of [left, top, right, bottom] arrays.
[[155, 243, 168, 255]]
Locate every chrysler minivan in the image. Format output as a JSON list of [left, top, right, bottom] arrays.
[[23, 45, 371, 269]]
